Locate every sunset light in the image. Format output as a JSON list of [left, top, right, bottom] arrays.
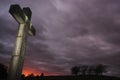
[[22, 67, 40, 76]]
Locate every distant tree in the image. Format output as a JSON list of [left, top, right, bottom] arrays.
[[71, 66, 80, 76], [21, 74, 25, 80], [0, 63, 8, 80], [70, 64, 108, 76], [40, 73, 44, 80], [80, 65, 88, 75], [26, 73, 35, 79], [87, 66, 95, 75], [27, 73, 34, 77], [94, 64, 107, 76], [40, 73, 44, 77]]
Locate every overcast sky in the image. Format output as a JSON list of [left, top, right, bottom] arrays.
[[0, 0, 120, 77]]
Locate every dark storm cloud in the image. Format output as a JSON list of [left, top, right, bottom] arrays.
[[0, 0, 120, 77], [0, 16, 17, 53], [44, 0, 120, 76], [0, 17, 17, 64], [0, 43, 5, 54]]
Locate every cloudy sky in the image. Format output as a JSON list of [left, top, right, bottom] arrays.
[[0, 0, 120, 77]]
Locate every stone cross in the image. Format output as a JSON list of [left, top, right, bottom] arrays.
[[7, 4, 36, 80]]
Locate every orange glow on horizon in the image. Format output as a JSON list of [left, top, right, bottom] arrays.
[[22, 67, 40, 76], [22, 67, 51, 76]]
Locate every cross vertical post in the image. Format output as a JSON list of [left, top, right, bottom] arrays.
[[7, 4, 36, 80]]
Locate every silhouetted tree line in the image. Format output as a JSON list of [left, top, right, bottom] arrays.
[[71, 64, 107, 76], [0, 63, 8, 80], [21, 73, 45, 80], [0, 63, 116, 80], [0, 63, 45, 80]]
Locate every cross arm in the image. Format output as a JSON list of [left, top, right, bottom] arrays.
[[23, 7, 32, 20], [9, 4, 36, 36], [27, 22, 36, 36], [9, 4, 26, 24]]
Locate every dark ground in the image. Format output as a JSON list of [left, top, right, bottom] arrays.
[[22, 75, 120, 80]]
